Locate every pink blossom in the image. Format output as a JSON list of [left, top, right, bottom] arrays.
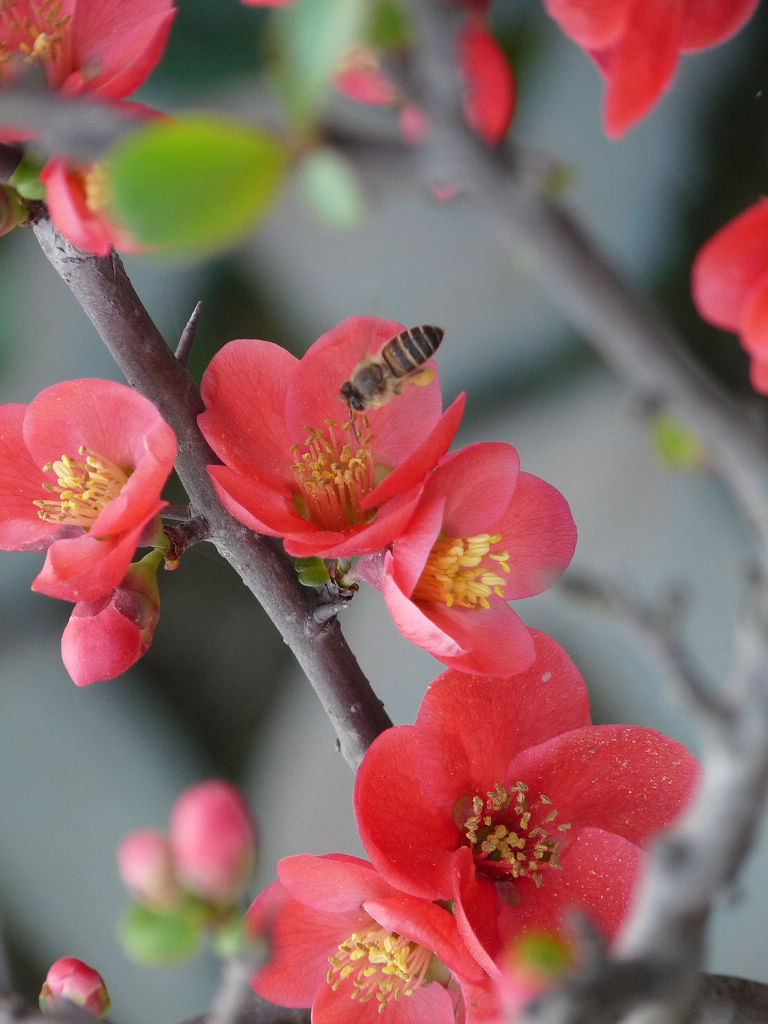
[[117, 827, 179, 909], [691, 198, 768, 393], [542, 0, 758, 136], [170, 780, 258, 904], [39, 958, 110, 1017], [198, 316, 464, 558], [61, 549, 163, 685], [248, 853, 494, 1023], [0, 378, 176, 602], [354, 632, 700, 972], [459, 16, 516, 146], [362, 443, 575, 675]]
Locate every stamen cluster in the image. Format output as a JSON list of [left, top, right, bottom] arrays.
[[327, 925, 433, 1010]]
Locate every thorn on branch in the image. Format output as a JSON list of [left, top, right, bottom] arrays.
[[176, 301, 203, 366], [163, 515, 211, 566]]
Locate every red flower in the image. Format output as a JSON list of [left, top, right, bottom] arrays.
[[459, 16, 516, 146], [0, 379, 176, 602], [354, 632, 700, 971], [542, 0, 758, 136], [691, 198, 768, 393], [60, 548, 163, 685], [360, 443, 575, 675], [198, 316, 464, 558], [248, 853, 494, 1023]]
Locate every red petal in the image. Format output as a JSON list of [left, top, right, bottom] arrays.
[[34, 521, 153, 602], [692, 200, 768, 329], [740, 275, 768, 357], [381, 567, 467, 661], [680, 0, 758, 49], [199, 337, 295, 477], [207, 464, 304, 538], [749, 357, 768, 395], [420, 597, 536, 675], [277, 853, 393, 911], [40, 160, 115, 256], [492, 471, 576, 599], [61, 594, 142, 685], [389, 494, 445, 596], [450, 847, 504, 976], [507, 724, 700, 844], [497, 828, 645, 941], [312, 973, 457, 1024], [355, 725, 460, 900], [413, 631, 591, 808], [542, 0, 634, 49], [0, 403, 58, 549], [600, 0, 685, 137], [425, 443, 520, 538], [459, 18, 516, 145]]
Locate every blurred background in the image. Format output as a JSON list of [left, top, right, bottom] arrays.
[[1, 0, 768, 1020]]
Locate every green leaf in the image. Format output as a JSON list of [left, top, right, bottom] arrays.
[[299, 148, 365, 229], [294, 556, 330, 587], [117, 902, 208, 965], [275, 0, 374, 123], [369, 0, 411, 49], [107, 115, 286, 255], [9, 154, 46, 199], [651, 411, 706, 470]]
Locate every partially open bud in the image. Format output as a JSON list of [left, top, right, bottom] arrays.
[[118, 828, 179, 909], [61, 549, 163, 686], [170, 780, 257, 904], [39, 958, 110, 1018]]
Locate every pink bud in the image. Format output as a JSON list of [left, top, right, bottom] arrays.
[[61, 551, 162, 686], [170, 781, 257, 904], [117, 828, 179, 909], [39, 958, 110, 1018]]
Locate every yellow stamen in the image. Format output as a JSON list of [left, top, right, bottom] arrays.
[[34, 446, 129, 530], [412, 532, 510, 609], [291, 418, 377, 532], [461, 782, 570, 887], [0, 0, 71, 74], [84, 163, 110, 212], [327, 923, 436, 1012]]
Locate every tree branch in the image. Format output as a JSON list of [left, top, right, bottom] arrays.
[[29, 214, 391, 771]]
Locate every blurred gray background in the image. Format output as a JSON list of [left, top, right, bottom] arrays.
[[1, 0, 767, 1020]]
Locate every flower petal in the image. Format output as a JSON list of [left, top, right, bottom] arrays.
[[278, 853, 394, 911], [425, 443, 520, 538], [459, 17, 516, 145], [416, 596, 536, 675], [542, 0, 634, 49], [680, 0, 758, 50], [0, 403, 58, 549]]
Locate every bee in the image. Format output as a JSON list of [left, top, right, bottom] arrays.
[[340, 324, 445, 412]]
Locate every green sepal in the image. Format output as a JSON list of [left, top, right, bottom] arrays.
[[651, 411, 706, 470], [117, 899, 210, 965], [9, 154, 46, 199], [294, 556, 331, 587]]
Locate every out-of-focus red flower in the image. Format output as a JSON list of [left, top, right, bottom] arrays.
[[691, 198, 768, 393], [61, 548, 163, 685], [542, 0, 759, 136], [198, 316, 464, 558], [358, 443, 575, 675], [40, 958, 110, 1018], [247, 853, 494, 1023], [118, 827, 180, 909], [0, 378, 176, 602], [355, 632, 700, 972], [493, 932, 572, 1022], [459, 17, 516, 146], [170, 780, 258, 904]]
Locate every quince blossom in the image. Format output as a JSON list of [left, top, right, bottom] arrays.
[[198, 316, 464, 558], [354, 631, 700, 972], [0, 378, 176, 602], [542, 0, 758, 136], [40, 958, 110, 1018], [359, 443, 575, 675], [248, 853, 494, 1023], [691, 198, 768, 394]]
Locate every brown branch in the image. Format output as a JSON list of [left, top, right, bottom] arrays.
[[29, 214, 392, 771]]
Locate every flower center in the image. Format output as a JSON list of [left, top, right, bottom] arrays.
[[327, 923, 436, 1011], [291, 418, 377, 532], [0, 0, 71, 78], [34, 447, 129, 530], [411, 532, 510, 609], [459, 782, 571, 887], [84, 162, 110, 212]]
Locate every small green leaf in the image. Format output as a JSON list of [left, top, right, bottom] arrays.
[[108, 115, 286, 255], [369, 0, 411, 49], [10, 154, 46, 199], [118, 902, 208, 965], [275, 0, 374, 123], [294, 556, 330, 587], [299, 148, 365, 229], [651, 411, 706, 470]]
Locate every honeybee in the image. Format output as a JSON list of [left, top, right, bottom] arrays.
[[340, 324, 445, 412]]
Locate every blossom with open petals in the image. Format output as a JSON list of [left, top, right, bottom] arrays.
[[355, 631, 700, 972], [198, 316, 464, 558], [248, 853, 494, 1023], [359, 443, 575, 675], [542, 0, 758, 136], [0, 379, 176, 602], [691, 198, 768, 393]]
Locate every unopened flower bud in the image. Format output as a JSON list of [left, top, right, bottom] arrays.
[[39, 958, 110, 1018], [61, 549, 163, 686], [118, 828, 179, 909], [170, 780, 257, 904]]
